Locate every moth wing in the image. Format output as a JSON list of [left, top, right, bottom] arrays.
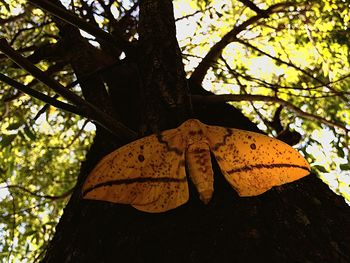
[[205, 125, 310, 196], [82, 128, 189, 213]]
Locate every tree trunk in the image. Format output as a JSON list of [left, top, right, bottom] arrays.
[[42, 1, 350, 262]]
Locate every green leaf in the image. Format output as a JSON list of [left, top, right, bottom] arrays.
[[337, 146, 345, 158], [24, 126, 37, 141], [18, 130, 26, 140], [46, 221, 58, 226], [339, 164, 350, 170], [7, 122, 23, 130], [313, 165, 329, 173], [0, 134, 17, 147], [23, 229, 37, 237]]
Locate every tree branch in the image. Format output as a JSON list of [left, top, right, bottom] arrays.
[[224, 63, 350, 93], [0, 11, 27, 25], [189, 1, 295, 85], [237, 0, 269, 17], [192, 94, 348, 132], [175, 9, 205, 22], [27, 0, 134, 56], [0, 38, 137, 140], [5, 185, 74, 200], [186, 52, 350, 94], [0, 72, 84, 116], [1, 202, 48, 218]]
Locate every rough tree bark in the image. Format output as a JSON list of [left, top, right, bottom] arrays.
[[41, 1, 350, 262]]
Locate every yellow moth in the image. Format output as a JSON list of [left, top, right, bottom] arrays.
[[82, 119, 310, 213]]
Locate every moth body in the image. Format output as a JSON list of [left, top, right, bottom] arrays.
[[180, 120, 214, 204], [186, 141, 214, 204]]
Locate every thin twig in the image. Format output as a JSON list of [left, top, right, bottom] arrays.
[[1, 202, 48, 218], [4, 185, 75, 200], [184, 52, 350, 91], [0, 73, 84, 117], [221, 55, 275, 132], [175, 9, 206, 22], [0, 11, 26, 25], [46, 120, 90, 149], [65, 119, 89, 148], [32, 95, 59, 121], [218, 55, 350, 100], [192, 94, 348, 132]]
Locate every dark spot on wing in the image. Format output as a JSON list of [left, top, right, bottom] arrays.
[[250, 143, 256, 150], [138, 154, 145, 162]]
